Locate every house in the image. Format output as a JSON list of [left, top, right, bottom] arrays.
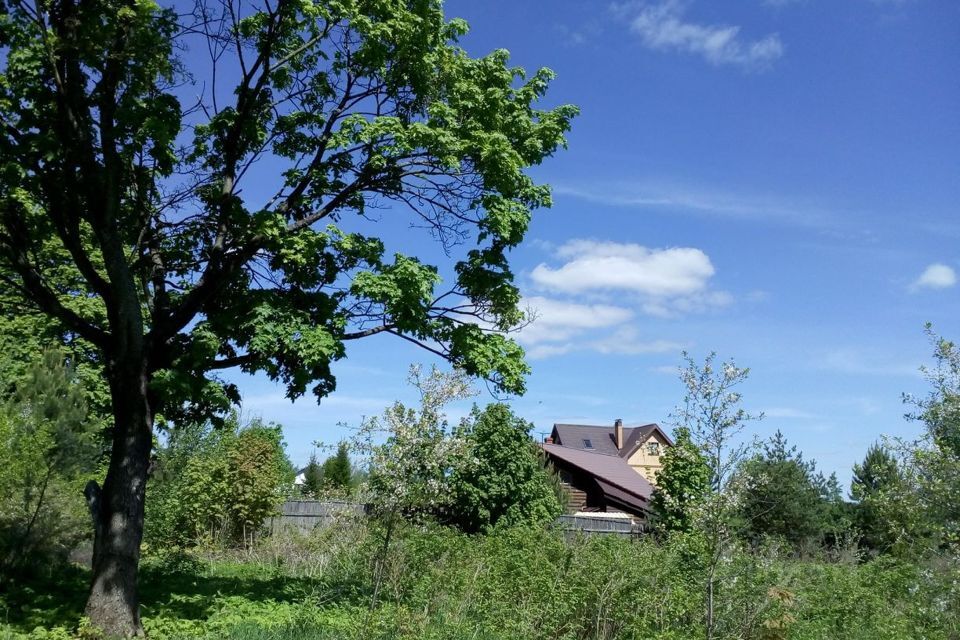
[[540, 419, 673, 521], [551, 419, 673, 483]]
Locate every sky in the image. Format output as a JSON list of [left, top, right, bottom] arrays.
[[226, 0, 960, 486]]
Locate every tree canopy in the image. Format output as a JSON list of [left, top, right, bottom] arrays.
[[650, 426, 710, 534], [733, 430, 844, 550], [321, 441, 352, 490], [448, 403, 561, 534], [0, 0, 575, 633]]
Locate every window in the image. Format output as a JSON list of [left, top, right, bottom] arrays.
[[646, 442, 660, 456], [582, 438, 594, 449]]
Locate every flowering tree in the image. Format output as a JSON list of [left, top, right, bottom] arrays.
[[356, 364, 474, 521], [671, 351, 763, 640], [882, 325, 960, 552], [349, 364, 473, 607]]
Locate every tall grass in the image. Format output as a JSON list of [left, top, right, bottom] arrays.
[[2, 520, 958, 639]]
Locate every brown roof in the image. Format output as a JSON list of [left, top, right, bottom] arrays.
[[540, 443, 655, 509], [551, 422, 672, 458]]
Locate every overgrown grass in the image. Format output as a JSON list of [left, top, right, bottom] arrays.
[[2, 522, 958, 639]]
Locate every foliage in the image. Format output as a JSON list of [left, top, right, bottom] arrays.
[[670, 351, 763, 640], [356, 365, 474, 521], [320, 443, 353, 492], [651, 426, 711, 534], [301, 454, 325, 499], [897, 326, 960, 549], [0, 348, 99, 573], [145, 415, 294, 549], [0, 0, 575, 629], [0, 0, 577, 411], [673, 351, 763, 491], [1, 523, 958, 640], [867, 326, 960, 556], [446, 403, 562, 534], [229, 426, 296, 546], [734, 430, 850, 551], [906, 325, 960, 457], [851, 442, 902, 554]]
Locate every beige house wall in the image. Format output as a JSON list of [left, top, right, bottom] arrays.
[[627, 431, 670, 483]]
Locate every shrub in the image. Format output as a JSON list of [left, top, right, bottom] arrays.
[[447, 404, 562, 534], [0, 348, 99, 575], [145, 415, 295, 549]]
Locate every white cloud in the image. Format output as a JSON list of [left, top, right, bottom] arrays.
[[650, 364, 681, 375], [526, 343, 576, 360], [530, 239, 731, 318], [526, 329, 684, 361], [240, 392, 393, 413], [520, 296, 634, 345], [589, 327, 686, 356], [818, 348, 920, 377], [516, 239, 731, 359], [762, 407, 817, 419], [617, 1, 784, 69], [533, 240, 714, 297], [517, 296, 684, 360], [911, 263, 957, 291], [552, 183, 834, 229]]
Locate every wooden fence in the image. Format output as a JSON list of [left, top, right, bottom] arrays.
[[553, 514, 642, 538], [267, 500, 367, 534], [268, 501, 643, 538]]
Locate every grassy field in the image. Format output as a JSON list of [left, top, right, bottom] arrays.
[[2, 524, 958, 640]]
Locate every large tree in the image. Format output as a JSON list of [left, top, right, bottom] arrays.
[[0, 0, 576, 633]]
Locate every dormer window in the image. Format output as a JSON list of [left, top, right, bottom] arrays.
[[582, 438, 594, 449], [646, 442, 660, 456]]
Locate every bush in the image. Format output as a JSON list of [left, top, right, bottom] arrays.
[[145, 414, 295, 549], [0, 348, 99, 575], [447, 404, 562, 534]]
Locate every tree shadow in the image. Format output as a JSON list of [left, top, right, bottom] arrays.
[[1, 558, 367, 633]]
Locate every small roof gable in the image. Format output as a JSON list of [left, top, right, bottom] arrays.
[[618, 424, 674, 458]]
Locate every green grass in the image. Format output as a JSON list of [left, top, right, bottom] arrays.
[[2, 526, 958, 640]]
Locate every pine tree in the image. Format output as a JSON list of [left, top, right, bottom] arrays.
[[0, 347, 98, 568], [734, 430, 827, 549], [301, 453, 324, 499], [321, 443, 352, 491], [851, 443, 901, 552]]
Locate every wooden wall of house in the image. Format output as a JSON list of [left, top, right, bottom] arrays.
[[557, 468, 586, 512], [558, 467, 612, 514]]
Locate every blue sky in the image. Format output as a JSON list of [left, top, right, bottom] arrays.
[[227, 0, 959, 487]]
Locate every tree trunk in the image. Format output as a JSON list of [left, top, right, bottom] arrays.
[[84, 360, 153, 638], [706, 574, 715, 640]]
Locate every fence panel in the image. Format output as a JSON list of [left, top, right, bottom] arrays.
[[267, 500, 367, 534], [267, 502, 643, 538], [554, 514, 641, 538]]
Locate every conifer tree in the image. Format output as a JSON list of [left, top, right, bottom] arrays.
[[302, 453, 325, 498], [321, 442, 352, 490]]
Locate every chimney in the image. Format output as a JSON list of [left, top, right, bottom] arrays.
[[544, 436, 554, 444], [614, 418, 624, 450]]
